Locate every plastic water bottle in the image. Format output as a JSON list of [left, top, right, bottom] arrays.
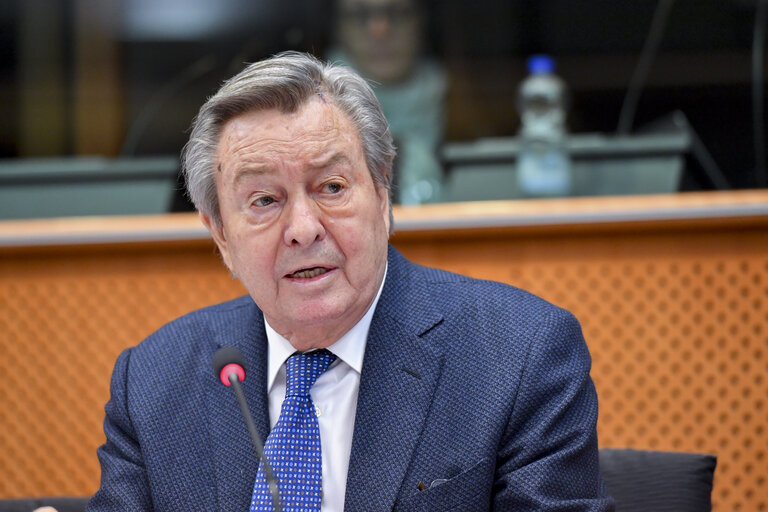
[[516, 55, 571, 196]]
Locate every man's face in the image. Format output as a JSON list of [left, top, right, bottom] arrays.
[[337, 0, 421, 84], [202, 97, 391, 349]]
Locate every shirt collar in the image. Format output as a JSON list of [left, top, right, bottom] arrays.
[[264, 262, 387, 392]]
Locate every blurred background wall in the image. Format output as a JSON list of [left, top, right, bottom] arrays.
[[0, 0, 765, 195]]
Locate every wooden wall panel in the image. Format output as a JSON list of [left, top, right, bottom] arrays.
[[1, 194, 766, 511], [0, 243, 245, 495]]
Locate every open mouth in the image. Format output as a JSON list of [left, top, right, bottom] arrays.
[[286, 267, 331, 279]]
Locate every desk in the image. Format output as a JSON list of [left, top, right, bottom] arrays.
[[1, 191, 766, 512]]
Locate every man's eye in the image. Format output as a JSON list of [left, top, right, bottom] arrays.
[[324, 182, 343, 194], [253, 196, 275, 207]]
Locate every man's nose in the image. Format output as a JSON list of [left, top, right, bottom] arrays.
[[283, 195, 326, 246]]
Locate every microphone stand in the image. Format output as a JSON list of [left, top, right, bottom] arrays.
[[228, 373, 281, 512]]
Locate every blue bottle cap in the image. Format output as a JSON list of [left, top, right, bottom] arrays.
[[527, 55, 555, 74]]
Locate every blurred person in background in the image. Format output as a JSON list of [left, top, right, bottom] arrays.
[[329, 0, 446, 205]]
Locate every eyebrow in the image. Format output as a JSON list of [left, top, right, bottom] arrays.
[[231, 166, 273, 187], [308, 152, 352, 170], [228, 152, 354, 187]]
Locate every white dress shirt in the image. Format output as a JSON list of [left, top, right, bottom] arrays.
[[263, 266, 386, 512]]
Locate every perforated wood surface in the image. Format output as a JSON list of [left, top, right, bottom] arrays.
[[0, 244, 246, 494], [1, 210, 766, 512]]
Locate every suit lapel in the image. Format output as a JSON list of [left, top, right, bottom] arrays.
[[207, 306, 270, 512], [344, 248, 446, 511]]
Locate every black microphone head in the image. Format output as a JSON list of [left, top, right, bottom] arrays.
[[212, 347, 247, 386]]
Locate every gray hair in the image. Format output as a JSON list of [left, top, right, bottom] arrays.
[[181, 51, 396, 227]]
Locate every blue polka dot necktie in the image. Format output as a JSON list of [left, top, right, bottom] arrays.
[[251, 349, 336, 512]]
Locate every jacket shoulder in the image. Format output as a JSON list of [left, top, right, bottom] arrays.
[[412, 261, 567, 321], [134, 294, 257, 357]]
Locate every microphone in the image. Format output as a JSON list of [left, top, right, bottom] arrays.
[[212, 347, 281, 511]]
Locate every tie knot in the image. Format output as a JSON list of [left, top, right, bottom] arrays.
[[285, 349, 336, 397]]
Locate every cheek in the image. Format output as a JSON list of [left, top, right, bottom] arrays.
[[333, 223, 366, 258], [328, 220, 370, 266], [337, 217, 387, 270], [228, 228, 273, 277]]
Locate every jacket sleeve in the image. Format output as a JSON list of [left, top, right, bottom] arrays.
[[493, 307, 615, 511], [86, 348, 154, 511]]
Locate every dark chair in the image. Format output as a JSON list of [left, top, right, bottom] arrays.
[[600, 448, 717, 512], [0, 497, 87, 512]]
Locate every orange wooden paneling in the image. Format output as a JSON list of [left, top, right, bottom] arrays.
[[1, 193, 766, 511], [0, 242, 246, 494]]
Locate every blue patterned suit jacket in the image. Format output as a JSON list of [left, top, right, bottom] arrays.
[[88, 246, 613, 511]]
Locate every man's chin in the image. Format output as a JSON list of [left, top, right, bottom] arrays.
[[290, 305, 348, 328], [276, 301, 364, 342]]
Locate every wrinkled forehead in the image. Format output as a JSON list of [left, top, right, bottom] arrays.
[[215, 97, 366, 172], [224, 96, 356, 141]]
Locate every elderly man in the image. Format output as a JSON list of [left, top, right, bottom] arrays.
[[85, 52, 612, 511]]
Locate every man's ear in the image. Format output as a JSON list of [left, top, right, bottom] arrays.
[[200, 212, 234, 272]]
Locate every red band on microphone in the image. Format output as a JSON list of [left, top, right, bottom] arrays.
[[219, 363, 245, 386]]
